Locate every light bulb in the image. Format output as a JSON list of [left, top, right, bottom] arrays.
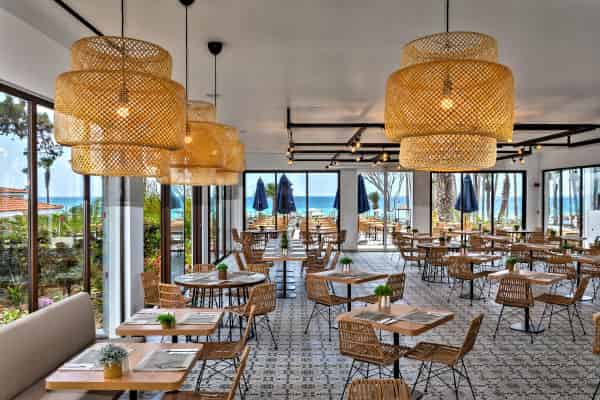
[[355, 156, 361, 162], [288, 159, 293, 165], [383, 152, 389, 162], [116, 105, 129, 118], [440, 97, 454, 110], [519, 158, 525, 164], [517, 148, 523, 155], [356, 141, 361, 149], [184, 135, 192, 144], [507, 138, 513, 143], [535, 144, 542, 150], [351, 145, 356, 153]]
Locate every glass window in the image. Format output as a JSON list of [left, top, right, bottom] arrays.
[[431, 173, 460, 236], [184, 186, 192, 267], [583, 167, 600, 245], [170, 185, 185, 281], [89, 176, 105, 330], [244, 172, 276, 229], [209, 186, 217, 262], [561, 168, 581, 235], [359, 172, 386, 249], [144, 178, 161, 273], [544, 170, 561, 234], [0, 91, 30, 324], [494, 172, 524, 232], [462, 173, 493, 232], [276, 172, 306, 236], [308, 172, 339, 248], [37, 105, 84, 309], [386, 171, 413, 244]]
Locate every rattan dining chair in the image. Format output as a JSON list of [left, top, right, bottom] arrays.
[[493, 276, 535, 343], [347, 378, 410, 400], [544, 255, 577, 293], [158, 283, 189, 309], [303, 243, 334, 275], [535, 277, 589, 342], [304, 275, 349, 341], [234, 251, 272, 281], [447, 257, 490, 306], [355, 273, 406, 305], [338, 319, 411, 400], [592, 313, 600, 400], [405, 314, 483, 400], [425, 247, 450, 282], [194, 306, 255, 395], [399, 246, 427, 273], [510, 244, 533, 269], [162, 346, 250, 400], [228, 283, 278, 349], [469, 236, 491, 254], [141, 271, 160, 307]]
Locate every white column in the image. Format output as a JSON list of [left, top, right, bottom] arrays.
[[413, 171, 431, 233], [340, 169, 358, 250]]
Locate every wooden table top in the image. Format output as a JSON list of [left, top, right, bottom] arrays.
[[245, 229, 284, 234], [116, 308, 223, 337], [262, 240, 307, 261], [311, 269, 388, 284], [480, 234, 512, 242], [417, 241, 462, 249], [174, 271, 266, 289], [487, 270, 566, 285], [337, 304, 454, 336], [573, 254, 600, 265], [521, 243, 560, 252], [560, 235, 587, 241], [445, 252, 502, 263], [46, 342, 202, 392]]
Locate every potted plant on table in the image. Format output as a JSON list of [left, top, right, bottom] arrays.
[[157, 313, 176, 330], [513, 224, 520, 232], [374, 284, 393, 310], [340, 256, 353, 273], [280, 231, 289, 251], [405, 225, 411, 233], [99, 344, 128, 379], [562, 243, 573, 256], [461, 242, 469, 255], [217, 263, 228, 280], [412, 228, 419, 234], [438, 236, 446, 245], [506, 256, 518, 272]]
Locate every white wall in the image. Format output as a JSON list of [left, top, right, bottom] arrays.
[[0, 8, 69, 99]]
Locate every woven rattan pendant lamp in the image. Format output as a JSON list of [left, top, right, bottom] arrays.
[[385, 0, 514, 172], [54, 0, 186, 176]]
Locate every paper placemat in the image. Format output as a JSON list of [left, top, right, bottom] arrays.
[[134, 349, 197, 372], [180, 312, 221, 325], [61, 344, 134, 371], [396, 310, 450, 325], [353, 311, 392, 323]]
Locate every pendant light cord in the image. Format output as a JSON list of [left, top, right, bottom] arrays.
[[121, 0, 125, 37], [445, 0, 450, 33], [119, 0, 127, 99], [213, 49, 217, 112], [185, 5, 189, 99]]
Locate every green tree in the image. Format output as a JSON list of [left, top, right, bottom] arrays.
[[265, 182, 276, 214], [368, 191, 380, 210]]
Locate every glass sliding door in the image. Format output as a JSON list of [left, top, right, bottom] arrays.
[[544, 171, 561, 234], [561, 168, 581, 235], [431, 173, 460, 236], [277, 172, 306, 236], [463, 173, 492, 232], [209, 186, 217, 262], [170, 185, 185, 280], [143, 178, 161, 272], [308, 172, 339, 247], [494, 172, 524, 232], [583, 167, 600, 245], [37, 105, 84, 308], [358, 172, 386, 249], [244, 172, 276, 229], [0, 91, 30, 322], [386, 171, 413, 245], [89, 176, 105, 330]]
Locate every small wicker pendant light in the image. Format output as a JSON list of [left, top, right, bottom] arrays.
[[54, 0, 185, 176], [385, 0, 514, 172]]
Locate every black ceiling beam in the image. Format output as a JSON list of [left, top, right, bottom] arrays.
[[53, 0, 104, 36], [511, 126, 598, 147], [292, 149, 395, 155]]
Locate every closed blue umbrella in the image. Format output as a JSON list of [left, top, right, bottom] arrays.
[[455, 175, 479, 213], [252, 177, 269, 212], [358, 174, 371, 214], [277, 174, 296, 214], [333, 189, 340, 210]]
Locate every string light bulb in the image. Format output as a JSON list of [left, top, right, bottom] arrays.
[[355, 156, 361, 162], [535, 144, 542, 150], [355, 141, 361, 149], [184, 135, 192, 144], [288, 158, 293, 165], [382, 152, 389, 162], [519, 157, 525, 164], [351, 144, 356, 153]]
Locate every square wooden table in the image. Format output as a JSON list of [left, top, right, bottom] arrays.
[[445, 252, 502, 302], [262, 240, 307, 298], [488, 270, 566, 333], [311, 269, 388, 311], [337, 304, 454, 378], [46, 342, 203, 400], [116, 308, 224, 343]]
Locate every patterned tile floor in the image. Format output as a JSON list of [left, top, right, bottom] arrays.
[[123, 252, 600, 399]]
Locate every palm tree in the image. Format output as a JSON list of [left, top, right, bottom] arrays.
[[368, 191, 380, 210], [265, 182, 276, 215]]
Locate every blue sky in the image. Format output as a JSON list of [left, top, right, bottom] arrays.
[[245, 172, 338, 197]]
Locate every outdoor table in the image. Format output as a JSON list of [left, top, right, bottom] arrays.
[[262, 239, 307, 298], [502, 229, 536, 242], [46, 342, 202, 400], [522, 242, 560, 270], [480, 234, 512, 251], [337, 304, 454, 380], [397, 233, 433, 247], [445, 252, 502, 302], [116, 308, 223, 343], [452, 230, 482, 243], [311, 269, 388, 311], [487, 270, 565, 334], [309, 227, 337, 251], [174, 271, 266, 308]]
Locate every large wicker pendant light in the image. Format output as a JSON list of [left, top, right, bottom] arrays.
[[54, 0, 185, 176], [385, 0, 514, 172]]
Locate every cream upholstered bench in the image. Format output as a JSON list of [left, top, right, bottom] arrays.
[[0, 293, 120, 400]]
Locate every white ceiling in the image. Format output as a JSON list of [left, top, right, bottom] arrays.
[[2, 0, 600, 154]]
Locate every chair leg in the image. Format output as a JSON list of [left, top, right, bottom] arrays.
[[451, 366, 459, 400], [548, 305, 555, 329], [340, 360, 356, 400], [493, 305, 504, 341], [424, 361, 433, 393], [328, 305, 332, 342], [304, 303, 318, 335], [411, 361, 426, 395], [264, 316, 279, 349], [462, 359, 477, 400], [195, 360, 207, 391], [566, 305, 576, 342], [573, 304, 586, 335], [593, 377, 600, 400]]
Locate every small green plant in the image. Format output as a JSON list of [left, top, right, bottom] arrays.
[[549, 229, 557, 237], [461, 243, 469, 249], [448, 228, 453, 233], [99, 344, 128, 366], [374, 284, 393, 297], [506, 256, 518, 266], [157, 313, 176, 327], [562, 243, 573, 250], [513, 224, 520, 231], [438, 236, 446, 242], [0, 309, 26, 325], [412, 228, 418, 234], [483, 228, 490, 234], [7, 284, 25, 308], [340, 256, 352, 265], [216, 263, 228, 272], [280, 231, 289, 249]]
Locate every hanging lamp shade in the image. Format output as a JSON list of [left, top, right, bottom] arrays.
[[54, 36, 186, 176], [215, 140, 245, 185], [385, 31, 514, 172]]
